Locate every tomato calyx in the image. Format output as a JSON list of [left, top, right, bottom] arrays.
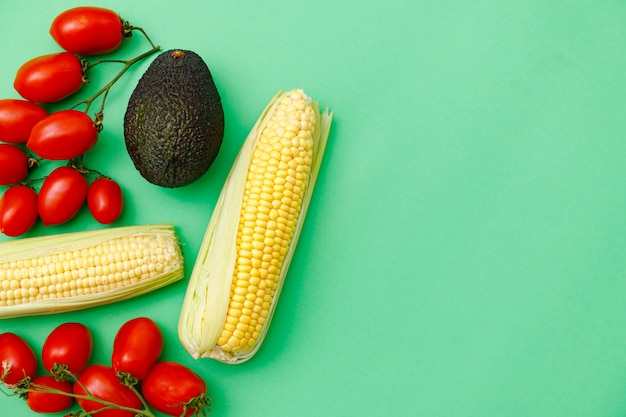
[[26, 155, 40, 170], [116, 370, 139, 388], [176, 393, 212, 417], [122, 19, 134, 39], [1, 364, 30, 392], [14, 377, 32, 400], [50, 363, 74, 382], [0, 360, 11, 383], [94, 111, 105, 132], [80, 59, 91, 83]]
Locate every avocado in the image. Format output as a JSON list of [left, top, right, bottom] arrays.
[[123, 49, 224, 188]]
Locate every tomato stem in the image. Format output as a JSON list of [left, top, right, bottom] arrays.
[[19, 376, 158, 417], [0, 370, 31, 394], [73, 22, 161, 117], [69, 158, 109, 179], [75, 43, 161, 115], [121, 19, 157, 50], [126, 383, 155, 416], [130, 25, 158, 50]]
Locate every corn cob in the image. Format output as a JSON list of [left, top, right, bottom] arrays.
[[0, 223, 183, 318], [178, 89, 332, 364]]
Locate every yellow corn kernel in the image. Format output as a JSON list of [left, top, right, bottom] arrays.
[[0, 223, 183, 318], [178, 89, 332, 364]]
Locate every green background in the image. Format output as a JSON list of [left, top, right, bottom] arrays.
[[2, 0, 626, 415]]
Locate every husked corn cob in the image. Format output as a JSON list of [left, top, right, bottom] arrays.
[[178, 89, 332, 364], [0, 223, 183, 318]]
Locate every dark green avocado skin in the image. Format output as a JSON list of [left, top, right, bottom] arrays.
[[124, 49, 224, 188]]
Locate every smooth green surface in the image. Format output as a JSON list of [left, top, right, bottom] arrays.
[[2, 1, 626, 416]]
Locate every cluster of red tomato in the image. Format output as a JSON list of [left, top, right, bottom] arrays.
[[1, 317, 211, 417], [0, 7, 153, 237]]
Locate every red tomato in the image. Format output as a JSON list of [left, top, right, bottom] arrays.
[[0, 144, 28, 186], [38, 166, 88, 226], [27, 110, 98, 160], [26, 375, 74, 413], [50, 7, 125, 55], [112, 317, 163, 380], [142, 362, 210, 417], [14, 52, 84, 103], [0, 333, 37, 386], [87, 178, 123, 225], [73, 364, 143, 417], [42, 322, 92, 375], [0, 99, 47, 143], [0, 186, 38, 237]]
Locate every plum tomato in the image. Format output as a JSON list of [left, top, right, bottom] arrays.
[[50, 6, 126, 55], [0, 144, 28, 186], [0, 99, 47, 143], [14, 52, 84, 103], [26, 375, 74, 413], [0, 185, 38, 237], [37, 166, 88, 226], [142, 361, 210, 417], [112, 317, 163, 381], [0, 332, 37, 386], [74, 364, 143, 417], [88, 177, 123, 225], [42, 322, 92, 375], [27, 110, 98, 160]]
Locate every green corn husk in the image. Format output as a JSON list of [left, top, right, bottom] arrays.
[[0, 223, 184, 318], [178, 89, 332, 364]]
